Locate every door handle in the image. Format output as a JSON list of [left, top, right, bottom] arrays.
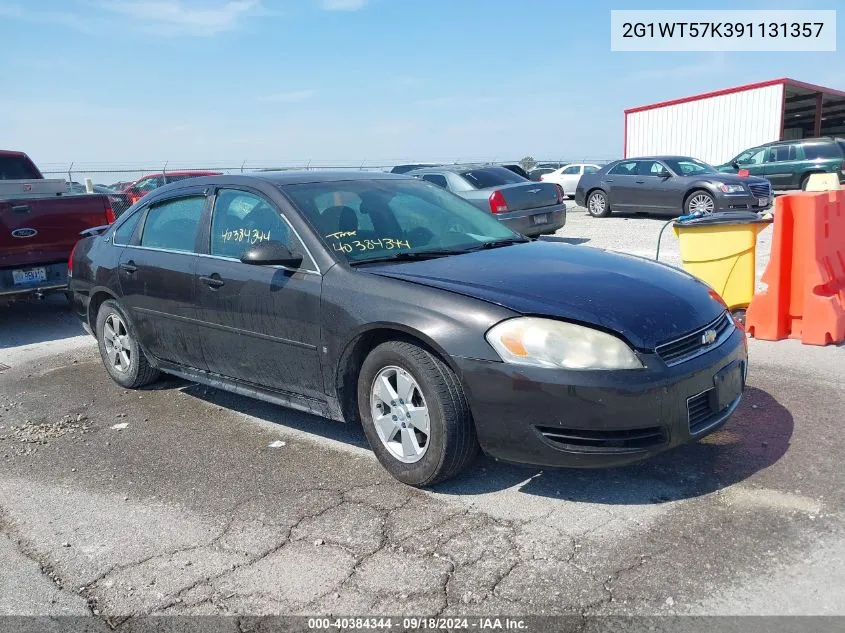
[[119, 261, 137, 273], [199, 275, 225, 289], [635, 180, 645, 184], [605, 178, 614, 183], [12, 204, 31, 214]]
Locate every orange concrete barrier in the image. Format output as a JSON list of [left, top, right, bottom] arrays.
[[746, 190, 845, 345]]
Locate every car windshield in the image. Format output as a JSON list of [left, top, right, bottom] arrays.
[[663, 158, 717, 176], [282, 179, 522, 264], [460, 167, 526, 189]]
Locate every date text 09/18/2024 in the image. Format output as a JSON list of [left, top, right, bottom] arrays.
[[307, 617, 528, 630]]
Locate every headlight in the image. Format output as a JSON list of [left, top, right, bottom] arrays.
[[719, 184, 745, 193], [486, 317, 643, 370]]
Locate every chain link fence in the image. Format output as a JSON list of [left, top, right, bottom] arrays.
[[39, 158, 617, 218]]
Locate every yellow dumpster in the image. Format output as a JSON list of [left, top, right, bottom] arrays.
[[673, 211, 773, 323]]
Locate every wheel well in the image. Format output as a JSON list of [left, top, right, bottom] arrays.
[[87, 290, 116, 332], [684, 187, 712, 206], [334, 328, 453, 425]]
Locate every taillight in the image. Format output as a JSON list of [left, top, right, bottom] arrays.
[[489, 190, 508, 214], [105, 200, 116, 224], [554, 184, 565, 204], [68, 241, 79, 278]]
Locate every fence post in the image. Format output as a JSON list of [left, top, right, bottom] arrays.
[[241, 160, 246, 173], [67, 162, 74, 183], [162, 161, 168, 177]]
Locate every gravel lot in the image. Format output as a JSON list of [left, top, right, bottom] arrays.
[[1, 205, 843, 630]]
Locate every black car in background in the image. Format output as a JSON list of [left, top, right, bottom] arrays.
[[69, 172, 747, 486], [576, 156, 773, 218]]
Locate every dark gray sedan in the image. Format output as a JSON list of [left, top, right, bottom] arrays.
[[575, 156, 773, 218], [406, 165, 566, 236]]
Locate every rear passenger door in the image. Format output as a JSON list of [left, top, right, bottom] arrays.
[[117, 190, 209, 370], [605, 160, 639, 209], [760, 144, 797, 189], [557, 165, 582, 196], [194, 187, 324, 401]]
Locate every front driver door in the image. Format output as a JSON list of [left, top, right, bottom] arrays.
[[195, 187, 324, 401], [117, 192, 209, 370]]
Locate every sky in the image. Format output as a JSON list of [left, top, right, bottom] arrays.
[[0, 0, 843, 170]]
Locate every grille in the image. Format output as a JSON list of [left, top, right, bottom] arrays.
[[747, 182, 771, 198], [537, 426, 667, 453], [655, 312, 734, 366]]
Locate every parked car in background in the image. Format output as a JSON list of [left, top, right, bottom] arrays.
[[1, 150, 115, 304], [541, 163, 602, 197], [528, 167, 556, 181], [406, 165, 566, 236], [119, 171, 222, 204], [69, 171, 746, 485], [500, 164, 532, 179], [576, 156, 773, 218], [717, 137, 845, 191], [390, 163, 440, 174]]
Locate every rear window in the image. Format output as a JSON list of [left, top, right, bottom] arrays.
[[804, 142, 844, 160], [0, 155, 41, 180], [460, 167, 526, 189]]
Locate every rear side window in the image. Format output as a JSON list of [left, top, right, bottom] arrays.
[[421, 174, 448, 189], [0, 155, 41, 180], [583, 165, 599, 175], [112, 210, 142, 245], [561, 165, 581, 175], [608, 161, 637, 175], [804, 142, 843, 159], [460, 167, 525, 189], [140, 196, 205, 253]]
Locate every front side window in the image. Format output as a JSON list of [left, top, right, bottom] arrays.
[[608, 161, 637, 175], [210, 189, 302, 260], [283, 179, 518, 263], [140, 196, 204, 253], [735, 148, 766, 165], [663, 158, 717, 176]]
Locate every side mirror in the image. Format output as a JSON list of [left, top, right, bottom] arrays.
[[658, 169, 672, 179], [731, 160, 740, 170], [240, 240, 303, 268]]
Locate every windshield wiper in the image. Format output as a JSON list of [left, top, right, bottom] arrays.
[[349, 248, 466, 266], [464, 237, 531, 251]]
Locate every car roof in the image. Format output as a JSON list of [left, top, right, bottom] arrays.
[[756, 136, 837, 147], [406, 164, 510, 174]]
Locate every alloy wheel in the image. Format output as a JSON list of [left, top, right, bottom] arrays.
[[103, 313, 132, 373], [369, 365, 430, 463], [588, 192, 606, 215], [689, 193, 715, 214]]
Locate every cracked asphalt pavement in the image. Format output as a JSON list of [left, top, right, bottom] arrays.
[[1, 210, 844, 628]]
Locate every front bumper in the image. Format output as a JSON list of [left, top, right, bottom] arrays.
[[455, 326, 748, 468], [716, 192, 772, 211]]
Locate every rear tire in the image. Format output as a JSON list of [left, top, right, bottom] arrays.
[[800, 174, 812, 191], [586, 190, 611, 217], [357, 340, 478, 486], [95, 299, 159, 389]]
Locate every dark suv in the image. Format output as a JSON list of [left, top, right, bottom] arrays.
[[717, 137, 845, 191]]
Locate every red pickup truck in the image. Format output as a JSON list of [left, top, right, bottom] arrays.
[[1, 150, 115, 304]]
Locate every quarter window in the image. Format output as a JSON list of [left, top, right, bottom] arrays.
[[804, 143, 842, 159], [421, 174, 449, 189], [112, 209, 142, 245], [140, 196, 204, 253]]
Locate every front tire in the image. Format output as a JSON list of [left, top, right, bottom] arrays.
[[685, 191, 716, 215], [95, 299, 159, 389], [357, 340, 478, 486], [586, 190, 611, 217]]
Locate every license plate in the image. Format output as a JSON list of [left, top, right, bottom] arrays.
[[532, 214, 549, 225], [757, 197, 769, 207], [713, 361, 744, 411], [12, 267, 47, 285]]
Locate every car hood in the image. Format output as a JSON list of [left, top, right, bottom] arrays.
[[702, 173, 769, 186], [365, 241, 725, 350]]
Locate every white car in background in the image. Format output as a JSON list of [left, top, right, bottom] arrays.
[[541, 163, 602, 197]]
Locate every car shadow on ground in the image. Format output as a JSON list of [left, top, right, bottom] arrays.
[[158, 376, 791, 505], [0, 295, 85, 349], [437, 386, 793, 504]]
